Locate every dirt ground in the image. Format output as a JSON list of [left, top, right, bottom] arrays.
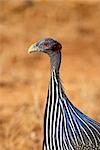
[[0, 0, 100, 150]]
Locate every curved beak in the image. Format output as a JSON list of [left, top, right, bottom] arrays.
[[28, 43, 40, 54]]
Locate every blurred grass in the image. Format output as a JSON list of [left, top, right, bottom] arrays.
[[0, 0, 100, 150]]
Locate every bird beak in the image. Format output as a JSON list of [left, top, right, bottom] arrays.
[[28, 43, 40, 54]]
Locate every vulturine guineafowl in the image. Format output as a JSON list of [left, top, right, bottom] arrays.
[[28, 38, 100, 150]]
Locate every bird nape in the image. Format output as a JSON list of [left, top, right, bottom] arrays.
[[27, 38, 100, 150]]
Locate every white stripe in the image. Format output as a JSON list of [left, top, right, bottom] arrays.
[[60, 113, 64, 149], [43, 143, 46, 150], [53, 69, 58, 85], [45, 84, 51, 149], [49, 72, 55, 149], [56, 105, 61, 149], [52, 72, 59, 149], [54, 71, 63, 149]]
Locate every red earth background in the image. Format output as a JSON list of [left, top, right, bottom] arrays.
[[0, 0, 100, 150]]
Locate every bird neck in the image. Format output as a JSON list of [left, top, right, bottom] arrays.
[[49, 50, 61, 74]]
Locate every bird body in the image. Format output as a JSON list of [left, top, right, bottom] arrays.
[[43, 69, 100, 150], [28, 38, 100, 150]]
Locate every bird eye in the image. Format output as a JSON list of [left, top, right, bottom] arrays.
[[43, 42, 49, 46]]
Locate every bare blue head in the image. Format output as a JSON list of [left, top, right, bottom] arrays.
[[28, 38, 62, 53], [28, 38, 62, 73]]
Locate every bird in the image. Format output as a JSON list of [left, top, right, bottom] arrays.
[[28, 38, 100, 150]]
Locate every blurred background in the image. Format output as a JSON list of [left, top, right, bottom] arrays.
[[0, 0, 100, 150]]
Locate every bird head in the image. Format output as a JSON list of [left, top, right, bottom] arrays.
[[28, 38, 62, 54]]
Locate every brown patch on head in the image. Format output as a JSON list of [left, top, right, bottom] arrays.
[[52, 41, 62, 51]]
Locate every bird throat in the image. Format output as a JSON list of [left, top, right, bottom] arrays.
[[49, 50, 61, 74]]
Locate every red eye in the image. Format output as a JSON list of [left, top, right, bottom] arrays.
[[43, 42, 49, 46]]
